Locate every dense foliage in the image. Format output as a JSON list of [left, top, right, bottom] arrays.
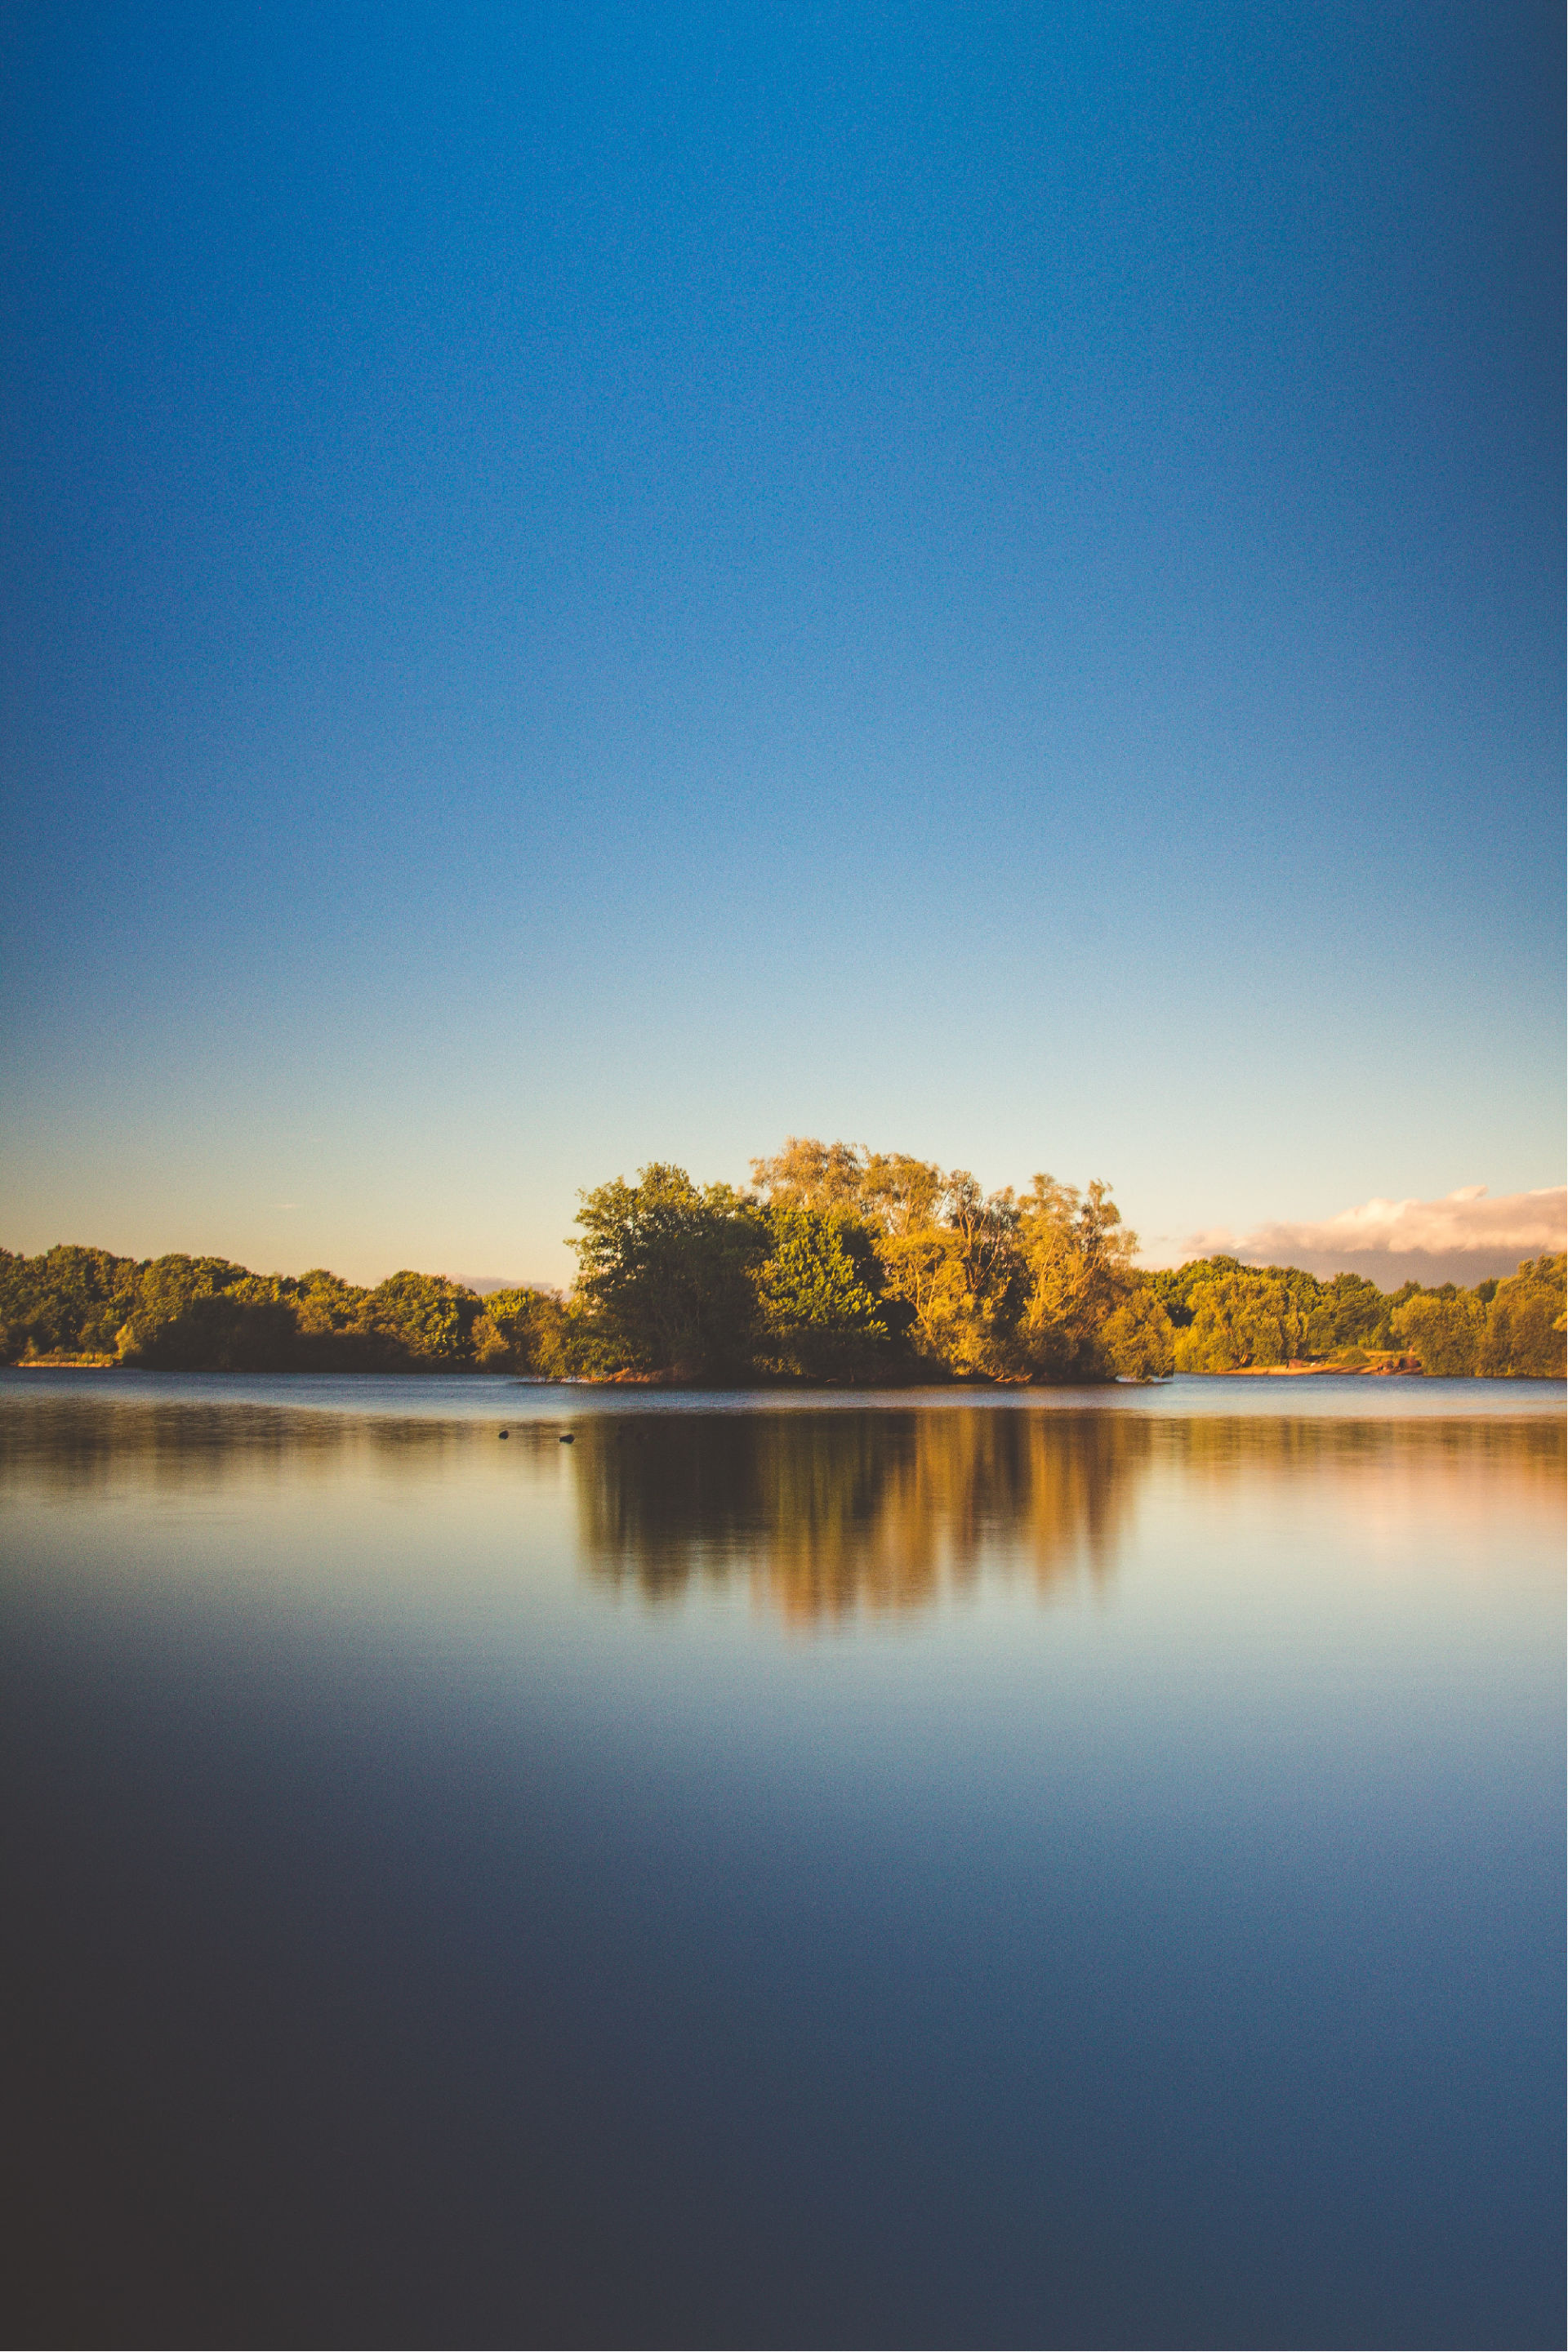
[[0, 1246, 567, 1374], [2, 1141, 1562, 1381], [1148, 1252, 1566, 1378]]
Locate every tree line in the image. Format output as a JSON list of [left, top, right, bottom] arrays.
[[2, 1138, 1563, 1379]]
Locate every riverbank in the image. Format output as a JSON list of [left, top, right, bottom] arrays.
[[1229, 1358, 1422, 1377]]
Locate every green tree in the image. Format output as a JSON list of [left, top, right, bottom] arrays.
[[1477, 1255, 1566, 1378], [1172, 1274, 1280, 1370], [364, 1272, 483, 1365], [285, 1267, 377, 1366], [1149, 1256, 1245, 1329], [1101, 1288, 1175, 1379], [1392, 1289, 1481, 1376], [749, 1138, 1025, 1376], [0, 1243, 141, 1360], [754, 1204, 889, 1381], [570, 1164, 768, 1380], [1171, 1276, 1251, 1372], [472, 1287, 568, 1375], [1318, 1272, 1386, 1351], [116, 1254, 256, 1367]]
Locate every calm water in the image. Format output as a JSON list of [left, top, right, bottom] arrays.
[[3, 1373, 1562, 2350]]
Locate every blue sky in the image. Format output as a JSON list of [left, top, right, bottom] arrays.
[[2, 1, 1561, 1287]]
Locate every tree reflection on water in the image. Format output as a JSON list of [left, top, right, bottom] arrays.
[[0, 1396, 511, 1493], [573, 1406, 1565, 1623], [573, 1410, 1149, 1619], [2, 1389, 1559, 1629]]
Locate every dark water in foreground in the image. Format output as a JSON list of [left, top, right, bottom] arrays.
[[3, 1374, 1563, 2349]]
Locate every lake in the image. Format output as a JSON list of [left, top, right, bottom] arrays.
[[3, 1372, 1562, 2349]]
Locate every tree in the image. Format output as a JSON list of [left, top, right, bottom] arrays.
[[364, 1272, 484, 1365], [748, 1138, 868, 1215], [1101, 1289, 1175, 1379], [943, 1173, 1023, 1326], [0, 1243, 140, 1360], [857, 1152, 948, 1238], [871, 1176, 1019, 1376], [1172, 1277, 1249, 1372], [1015, 1176, 1138, 1380], [287, 1267, 378, 1366], [1392, 1290, 1481, 1377], [115, 1254, 261, 1368], [1477, 1255, 1566, 1378], [570, 1165, 768, 1380], [754, 1204, 889, 1381], [1149, 1256, 1245, 1329], [1319, 1272, 1387, 1352], [1171, 1272, 1298, 1371], [5, 1176, 1557, 1383], [750, 1141, 1024, 1376], [472, 1287, 568, 1375]]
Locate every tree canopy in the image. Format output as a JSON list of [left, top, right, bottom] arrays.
[[0, 1245, 564, 1375], [2, 1149, 1561, 1381]]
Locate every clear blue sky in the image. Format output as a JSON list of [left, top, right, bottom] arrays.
[[2, 1, 1561, 1286]]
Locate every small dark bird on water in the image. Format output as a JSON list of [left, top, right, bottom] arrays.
[[498, 1430, 509, 1439], [559, 1432, 574, 1444]]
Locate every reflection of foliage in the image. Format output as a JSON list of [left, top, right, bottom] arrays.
[[573, 1409, 1152, 1619], [574, 1406, 1566, 1624], [6, 1401, 1560, 1642], [1148, 1409, 1567, 1499], [0, 1396, 566, 1497]]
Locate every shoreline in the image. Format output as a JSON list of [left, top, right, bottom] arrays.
[[8, 1362, 1560, 1386], [1226, 1361, 1419, 1378]]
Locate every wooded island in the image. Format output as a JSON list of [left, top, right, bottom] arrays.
[[3, 1140, 1563, 1381]]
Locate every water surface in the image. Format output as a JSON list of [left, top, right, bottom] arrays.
[[3, 1374, 1562, 2347]]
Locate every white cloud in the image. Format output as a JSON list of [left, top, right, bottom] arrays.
[[1150, 1185, 1566, 1287]]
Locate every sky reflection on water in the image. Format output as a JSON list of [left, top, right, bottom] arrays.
[[2, 1380, 1562, 2348]]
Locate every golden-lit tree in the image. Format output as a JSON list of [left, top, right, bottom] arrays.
[[1015, 1176, 1139, 1379]]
